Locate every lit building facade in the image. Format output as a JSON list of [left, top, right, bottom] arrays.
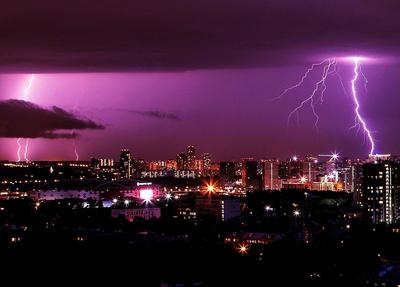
[[195, 198, 240, 221], [30, 189, 101, 201], [186, 145, 196, 170], [202, 153, 211, 176], [262, 159, 280, 190], [362, 161, 400, 224], [119, 149, 132, 179], [111, 207, 161, 222], [176, 152, 187, 170]]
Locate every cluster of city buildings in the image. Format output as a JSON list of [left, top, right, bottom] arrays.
[[89, 146, 358, 191], [1, 146, 400, 225]]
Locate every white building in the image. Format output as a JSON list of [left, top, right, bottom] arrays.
[[30, 190, 100, 201], [111, 207, 161, 222]]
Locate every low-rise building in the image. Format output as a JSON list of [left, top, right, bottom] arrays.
[[111, 207, 161, 222], [195, 198, 240, 221]]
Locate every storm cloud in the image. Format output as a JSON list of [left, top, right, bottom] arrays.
[[0, 100, 104, 138], [129, 110, 180, 121], [0, 0, 400, 72]]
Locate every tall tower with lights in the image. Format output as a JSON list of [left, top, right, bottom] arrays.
[[119, 149, 132, 179], [362, 160, 400, 224]]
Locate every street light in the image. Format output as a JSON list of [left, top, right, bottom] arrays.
[[237, 243, 248, 255]]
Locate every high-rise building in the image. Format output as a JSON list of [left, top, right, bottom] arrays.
[[202, 153, 211, 176], [288, 157, 303, 179], [165, 160, 177, 170], [100, 158, 114, 167], [262, 159, 280, 190], [362, 161, 400, 224], [186, 145, 196, 170], [303, 155, 318, 182], [177, 152, 187, 170], [220, 161, 236, 184], [242, 159, 260, 189], [352, 163, 364, 206], [278, 161, 289, 179], [90, 157, 100, 172], [119, 149, 132, 179], [133, 158, 146, 177], [195, 159, 203, 172]]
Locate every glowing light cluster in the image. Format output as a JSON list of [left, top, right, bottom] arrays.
[[207, 184, 215, 192], [140, 188, 154, 203], [237, 243, 248, 255]]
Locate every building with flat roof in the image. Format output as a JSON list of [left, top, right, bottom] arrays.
[[195, 198, 240, 221], [111, 207, 161, 222]]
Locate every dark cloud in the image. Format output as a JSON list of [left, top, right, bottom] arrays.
[[78, 106, 180, 121], [0, 0, 399, 72], [0, 100, 104, 138], [130, 110, 180, 121]]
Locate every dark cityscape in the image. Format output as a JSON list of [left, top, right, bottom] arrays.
[[1, 1, 400, 286]]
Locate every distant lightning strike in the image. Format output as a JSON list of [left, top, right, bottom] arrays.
[[73, 140, 79, 161], [23, 74, 34, 101], [17, 74, 34, 162], [24, 140, 30, 162], [16, 138, 22, 162], [278, 56, 376, 156], [71, 100, 80, 161]]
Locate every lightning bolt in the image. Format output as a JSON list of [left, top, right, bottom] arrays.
[[73, 140, 79, 161], [350, 57, 375, 156], [273, 59, 329, 101], [286, 58, 336, 131], [16, 138, 22, 162], [24, 139, 30, 162], [16, 74, 34, 162], [71, 100, 80, 161], [278, 56, 377, 156], [23, 74, 34, 101]]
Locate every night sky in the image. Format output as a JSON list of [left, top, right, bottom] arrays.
[[1, 0, 400, 161]]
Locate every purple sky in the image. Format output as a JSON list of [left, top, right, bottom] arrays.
[[1, 0, 400, 161]]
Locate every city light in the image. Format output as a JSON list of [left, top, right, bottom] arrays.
[[265, 205, 273, 211], [207, 184, 215, 193], [140, 188, 154, 204], [203, 180, 219, 195], [237, 243, 248, 255], [293, 210, 301, 217], [165, 193, 172, 200]]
